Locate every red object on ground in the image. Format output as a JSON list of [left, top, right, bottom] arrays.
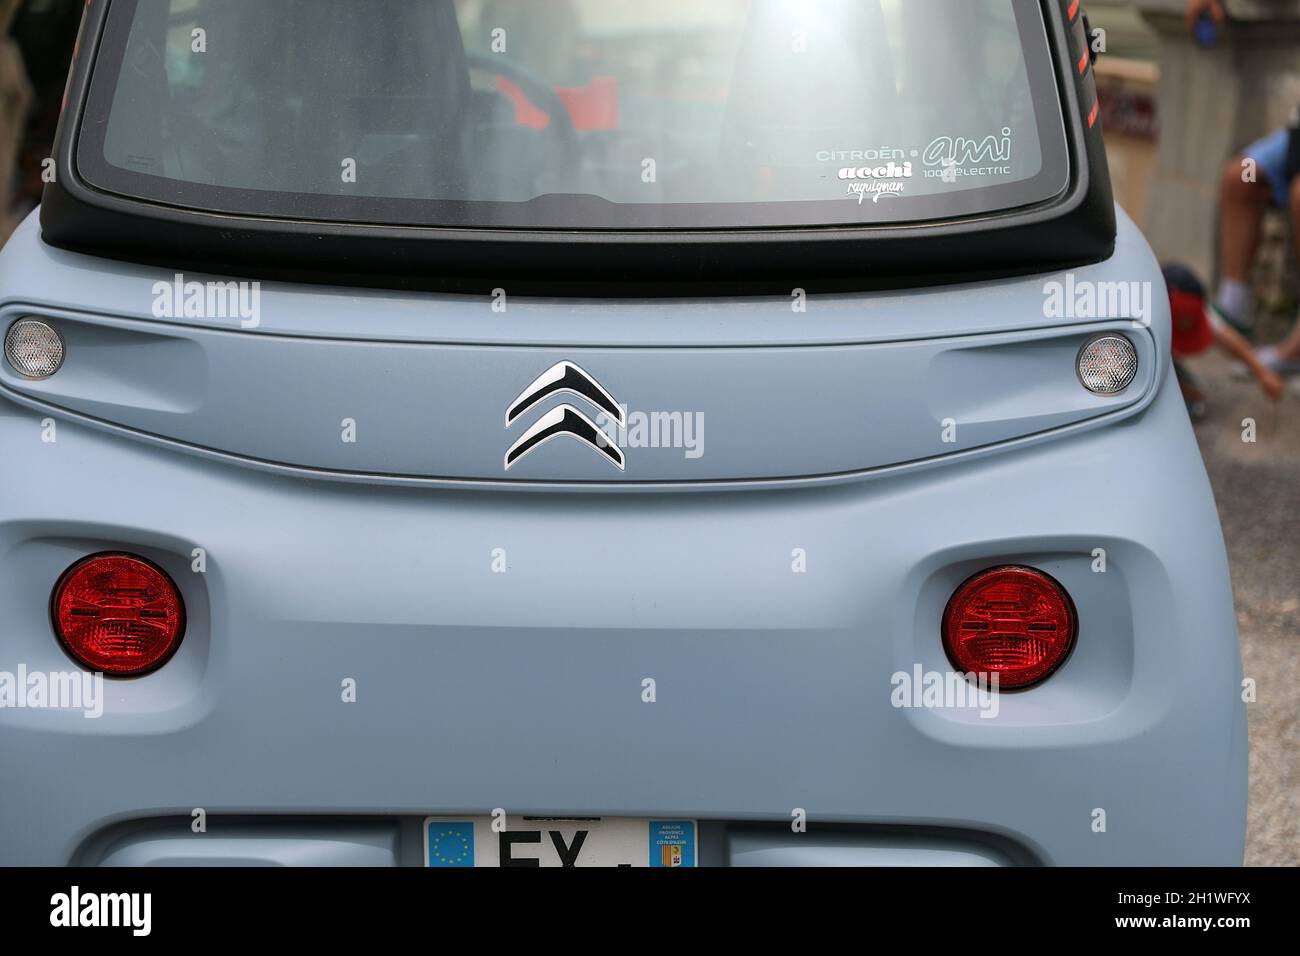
[[1169, 288, 1215, 358]]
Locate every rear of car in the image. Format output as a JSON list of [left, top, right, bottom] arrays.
[[0, 0, 1245, 866]]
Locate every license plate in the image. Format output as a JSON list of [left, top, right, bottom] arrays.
[[424, 816, 697, 867]]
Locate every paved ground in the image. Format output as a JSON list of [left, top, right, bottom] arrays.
[[1183, 338, 1299, 866]]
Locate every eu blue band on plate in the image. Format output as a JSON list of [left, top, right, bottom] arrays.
[[427, 821, 475, 867]]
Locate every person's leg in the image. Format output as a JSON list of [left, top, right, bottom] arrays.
[[1218, 156, 1270, 290], [1217, 130, 1291, 330]]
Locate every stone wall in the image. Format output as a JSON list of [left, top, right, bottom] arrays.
[[1134, 0, 1300, 293], [0, 0, 31, 242]]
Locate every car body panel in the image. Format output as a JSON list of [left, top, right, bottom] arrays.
[[1, 211, 1164, 486], [0, 208, 1247, 865]]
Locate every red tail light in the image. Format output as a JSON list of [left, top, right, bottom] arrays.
[[51, 553, 186, 676], [941, 566, 1076, 689]]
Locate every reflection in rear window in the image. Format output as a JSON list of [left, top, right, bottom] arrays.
[[80, 0, 1069, 229]]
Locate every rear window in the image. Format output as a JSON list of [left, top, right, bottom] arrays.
[[78, 0, 1069, 230]]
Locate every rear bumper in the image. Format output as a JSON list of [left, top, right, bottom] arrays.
[[75, 817, 1029, 867], [0, 375, 1247, 865]]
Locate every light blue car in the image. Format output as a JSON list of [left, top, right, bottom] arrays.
[[0, 0, 1245, 866]]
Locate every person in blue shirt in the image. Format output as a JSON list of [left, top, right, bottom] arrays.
[[1190, 0, 1300, 375]]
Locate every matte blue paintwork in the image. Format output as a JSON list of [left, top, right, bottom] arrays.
[[0, 208, 1246, 864]]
